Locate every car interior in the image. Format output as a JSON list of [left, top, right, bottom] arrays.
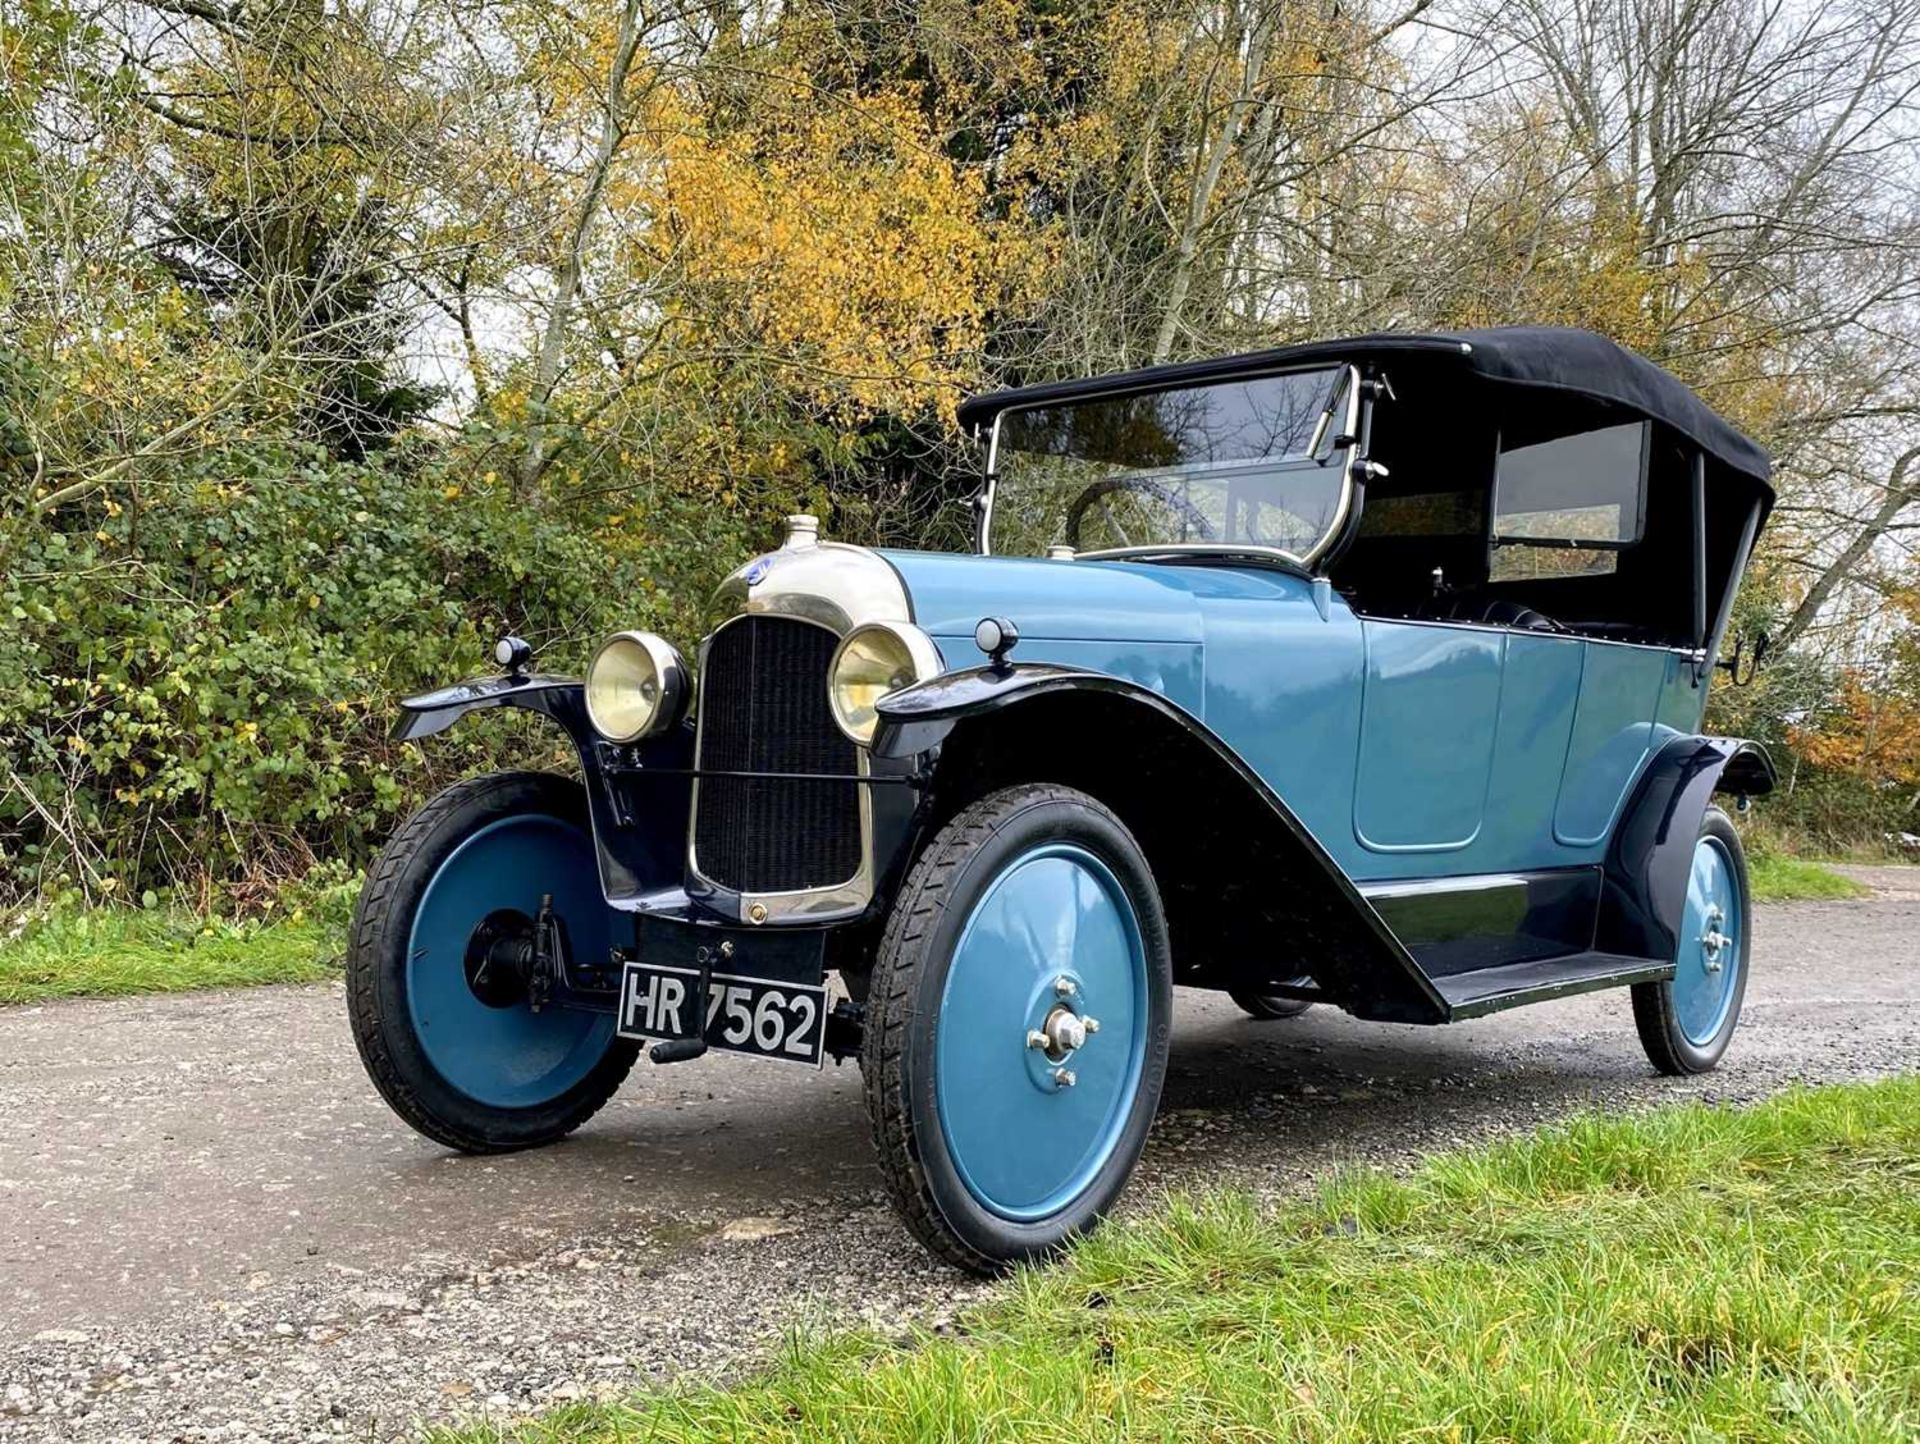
[[1329, 367, 1760, 650]]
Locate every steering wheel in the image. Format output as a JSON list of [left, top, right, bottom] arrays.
[[1063, 476, 1217, 550]]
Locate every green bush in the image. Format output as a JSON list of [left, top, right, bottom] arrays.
[[0, 441, 755, 903]]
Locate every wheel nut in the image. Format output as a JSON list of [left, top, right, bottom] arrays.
[[1043, 1008, 1087, 1054], [1083, 1016, 1100, 1034], [1054, 976, 1076, 999], [1052, 1068, 1076, 1089], [1026, 1029, 1049, 1050]]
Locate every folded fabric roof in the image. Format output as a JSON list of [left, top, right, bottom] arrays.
[[957, 326, 1772, 494]]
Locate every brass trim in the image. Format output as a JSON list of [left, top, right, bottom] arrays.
[[584, 630, 691, 743], [827, 620, 944, 745]]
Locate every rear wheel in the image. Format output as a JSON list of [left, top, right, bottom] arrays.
[[1632, 807, 1750, 1075], [863, 784, 1173, 1274], [347, 771, 638, 1152], [1227, 981, 1315, 1020]]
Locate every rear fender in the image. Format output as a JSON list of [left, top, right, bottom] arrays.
[[392, 673, 692, 909], [1599, 736, 1776, 960], [875, 665, 1449, 1024]]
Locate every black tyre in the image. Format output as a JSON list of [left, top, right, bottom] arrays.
[[348, 771, 639, 1152], [1227, 981, 1315, 1020], [862, 783, 1173, 1274], [1632, 807, 1751, 1075]]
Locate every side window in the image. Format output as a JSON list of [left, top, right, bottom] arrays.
[[1490, 422, 1649, 581], [1491, 542, 1617, 582]]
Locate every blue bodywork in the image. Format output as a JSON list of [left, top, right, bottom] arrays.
[[884, 550, 1701, 886], [388, 546, 1768, 1029], [389, 329, 1780, 1034]]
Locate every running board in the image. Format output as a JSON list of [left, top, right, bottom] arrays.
[[1435, 952, 1673, 1020]]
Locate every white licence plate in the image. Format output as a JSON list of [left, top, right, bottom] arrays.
[[616, 962, 828, 1068]]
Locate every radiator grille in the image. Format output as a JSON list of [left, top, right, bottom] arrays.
[[692, 616, 863, 894]]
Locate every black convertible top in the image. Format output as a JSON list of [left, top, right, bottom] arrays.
[[958, 326, 1772, 491]]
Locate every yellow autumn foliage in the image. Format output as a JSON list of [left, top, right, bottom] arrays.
[[634, 82, 999, 421]]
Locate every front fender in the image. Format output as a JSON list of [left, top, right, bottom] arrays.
[[872, 663, 1090, 758], [1600, 736, 1777, 960], [392, 672, 588, 742], [876, 664, 1451, 1024], [391, 671, 693, 911]]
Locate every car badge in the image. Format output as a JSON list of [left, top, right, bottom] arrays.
[[743, 556, 772, 586]]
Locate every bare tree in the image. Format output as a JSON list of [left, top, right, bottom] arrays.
[[1432, 0, 1920, 653]]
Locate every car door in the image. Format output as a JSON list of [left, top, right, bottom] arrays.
[[1351, 618, 1506, 860]]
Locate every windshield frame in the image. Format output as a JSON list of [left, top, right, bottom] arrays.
[[980, 363, 1364, 571]]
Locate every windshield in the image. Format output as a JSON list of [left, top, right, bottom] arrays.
[[987, 366, 1355, 563]]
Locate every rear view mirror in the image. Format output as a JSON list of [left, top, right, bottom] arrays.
[[1716, 631, 1772, 686]]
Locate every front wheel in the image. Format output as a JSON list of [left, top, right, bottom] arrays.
[[1631, 807, 1751, 1075], [347, 771, 639, 1152], [863, 784, 1173, 1274]]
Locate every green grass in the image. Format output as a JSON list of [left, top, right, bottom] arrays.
[[438, 1077, 1920, 1444], [0, 906, 344, 1004], [1747, 854, 1871, 903]]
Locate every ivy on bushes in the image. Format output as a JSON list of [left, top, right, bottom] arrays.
[[1, 443, 754, 903]]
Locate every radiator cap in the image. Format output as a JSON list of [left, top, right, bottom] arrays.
[[782, 514, 820, 549]]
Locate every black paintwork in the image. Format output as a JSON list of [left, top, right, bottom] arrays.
[[395, 670, 930, 954], [394, 673, 693, 913], [1436, 952, 1674, 1019], [1600, 735, 1776, 961], [391, 672, 585, 742], [1364, 868, 1602, 978], [623, 915, 828, 988]]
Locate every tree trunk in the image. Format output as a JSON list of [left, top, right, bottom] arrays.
[[1775, 444, 1920, 652], [1151, 10, 1270, 365], [518, 0, 645, 496]]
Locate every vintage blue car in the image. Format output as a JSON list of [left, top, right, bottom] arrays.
[[349, 326, 1775, 1272]]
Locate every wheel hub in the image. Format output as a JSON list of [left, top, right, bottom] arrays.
[[1671, 833, 1743, 1051], [1023, 974, 1103, 1089], [405, 810, 619, 1111], [1036, 1005, 1089, 1057], [464, 908, 536, 1008], [1700, 904, 1730, 973]]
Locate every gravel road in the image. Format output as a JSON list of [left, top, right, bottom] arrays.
[[4, 869, 1917, 1442]]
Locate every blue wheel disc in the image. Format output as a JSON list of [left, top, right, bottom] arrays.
[[406, 814, 618, 1109], [1672, 834, 1743, 1046], [934, 843, 1150, 1222]]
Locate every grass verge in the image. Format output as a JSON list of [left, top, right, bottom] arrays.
[[440, 1077, 1920, 1443], [0, 906, 344, 1004], [1747, 853, 1871, 902]]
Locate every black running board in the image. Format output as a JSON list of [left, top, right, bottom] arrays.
[[1435, 952, 1673, 1020]]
